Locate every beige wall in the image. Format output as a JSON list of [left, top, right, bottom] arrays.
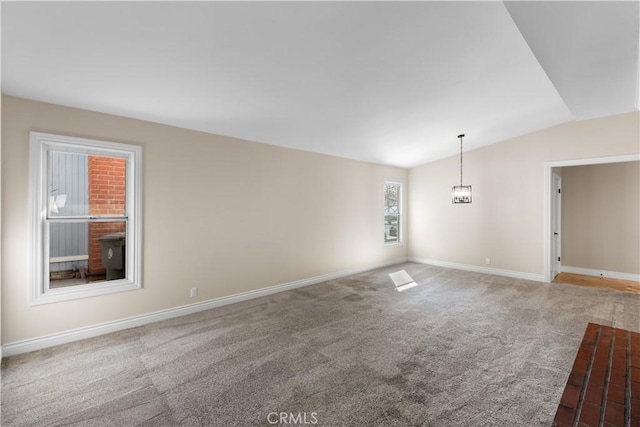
[[0, 93, 2, 355], [1, 96, 407, 344], [561, 162, 640, 274], [408, 111, 639, 275]]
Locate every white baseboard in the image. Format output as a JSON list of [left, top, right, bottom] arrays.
[[408, 257, 546, 282], [560, 265, 640, 282], [1, 257, 407, 358]]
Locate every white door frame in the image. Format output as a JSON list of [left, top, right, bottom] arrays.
[[543, 154, 640, 282], [551, 172, 562, 279]]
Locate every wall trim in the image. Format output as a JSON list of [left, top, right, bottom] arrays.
[[1, 257, 407, 358], [560, 265, 640, 282], [408, 257, 546, 282]]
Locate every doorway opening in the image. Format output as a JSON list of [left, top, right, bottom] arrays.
[[543, 154, 639, 283]]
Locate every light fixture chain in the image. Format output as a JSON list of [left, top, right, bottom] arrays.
[[460, 135, 463, 186]]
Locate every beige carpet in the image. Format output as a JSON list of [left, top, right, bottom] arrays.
[[2, 262, 639, 426]]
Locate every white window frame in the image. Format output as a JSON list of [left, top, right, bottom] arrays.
[[29, 132, 142, 305], [383, 179, 404, 246]]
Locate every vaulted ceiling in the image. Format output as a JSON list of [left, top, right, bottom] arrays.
[[2, 1, 638, 167]]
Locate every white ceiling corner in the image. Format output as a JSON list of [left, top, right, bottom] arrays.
[[504, 0, 640, 121]]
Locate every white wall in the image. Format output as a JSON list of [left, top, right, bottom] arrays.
[[561, 162, 640, 274], [408, 111, 639, 276], [1, 96, 407, 344]]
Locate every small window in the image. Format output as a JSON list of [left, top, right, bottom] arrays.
[[30, 132, 142, 305], [384, 180, 402, 245]]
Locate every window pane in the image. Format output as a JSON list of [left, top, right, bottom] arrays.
[[384, 214, 400, 243], [49, 152, 126, 217], [384, 184, 400, 214], [49, 221, 126, 288], [48, 152, 89, 217], [49, 221, 89, 278]]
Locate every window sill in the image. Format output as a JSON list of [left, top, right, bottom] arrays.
[[30, 280, 141, 306]]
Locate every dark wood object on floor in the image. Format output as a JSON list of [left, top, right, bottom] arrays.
[[552, 323, 640, 427], [554, 272, 640, 294]]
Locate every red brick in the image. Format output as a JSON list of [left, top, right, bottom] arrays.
[[573, 357, 589, 374], [586, 323, 599, 338], [577, 345, 593, 361], [609, 368, 626, 387], [584, 384, 604, 406], [568, 371, 586, 388], [607, 385, 626, 405], [613, 346, 626, 360], [595, 344, 610, 357], [598, 333, 613, 346], [601, 326, 613, 336], [579, 402, 601, 426], [614, 328, 627, 337], [592, 357, 608, 370], [590, 368, 606, 386], [633, 382, 640, 398], [88, 153, 127, 273], [611, 355, 626, 370], [614, 337, 627, 349], [561, 385, 581, 408], [604, 401, 624, 425], [631, 398, 640, 418]]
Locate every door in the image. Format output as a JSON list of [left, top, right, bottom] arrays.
[[551, 173, 562, 279]]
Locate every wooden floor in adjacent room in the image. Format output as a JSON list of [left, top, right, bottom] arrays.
[[554, 272, 640, 294]]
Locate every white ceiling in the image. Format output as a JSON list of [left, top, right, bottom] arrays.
[[2, 1, 638, 168]]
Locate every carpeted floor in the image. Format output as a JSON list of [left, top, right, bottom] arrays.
[[2, 262, 639, 426]]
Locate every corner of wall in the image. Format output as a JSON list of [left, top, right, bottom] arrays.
[[1, 91, 3, 359]]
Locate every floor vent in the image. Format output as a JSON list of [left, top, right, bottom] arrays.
[[389, 270, 418, 292]]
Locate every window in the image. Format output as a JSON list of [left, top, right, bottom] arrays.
[[384, 180, 402, 244], [30, 132, 142, 305]]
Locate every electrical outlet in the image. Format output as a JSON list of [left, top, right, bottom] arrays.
[[190, 287, 198, 298], [485, 258, 491, 265]]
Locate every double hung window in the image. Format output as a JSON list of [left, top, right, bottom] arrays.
[[384, 181, 402, 245], [30, 132, 142, 304]]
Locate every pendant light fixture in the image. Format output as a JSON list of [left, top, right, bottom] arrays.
[[452, 134, 472, 203]]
